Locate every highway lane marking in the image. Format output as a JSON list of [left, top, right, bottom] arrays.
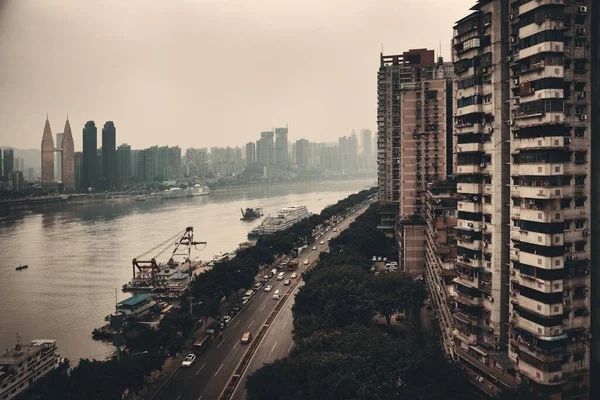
[[214, 363, 224, 376], [288, 343, 293, 353], [248, 304, 254, 311], [195, 363, 206, 376], [233, 320, 240, 328], [248, 319, 255, 328], [176, 395, 182, 400], [282, 321, 288, 330], [198, 397, 202, 400], [260, 304, 266, 311], [217, 339, 224, 348], [270, 342, 277, 353]]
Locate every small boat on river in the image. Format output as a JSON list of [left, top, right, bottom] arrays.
[[16, 264, 29, 271]]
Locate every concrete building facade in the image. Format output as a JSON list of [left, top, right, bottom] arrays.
[[82, 121, 98, 191]]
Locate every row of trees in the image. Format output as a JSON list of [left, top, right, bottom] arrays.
[[246, 203, 541, 400]]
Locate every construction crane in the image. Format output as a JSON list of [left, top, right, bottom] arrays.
[[130, 227, 206, 286]]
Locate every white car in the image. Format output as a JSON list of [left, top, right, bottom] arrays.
[[284, 279, 291, 286], [320, 241, 325, 245], [290, 272, 297, 279], [264, 284, 273, 292], [181, 354, 196, 368], [303, 259, 309, 265], [312, 246, 317, 250], [272, 290, 281, 300], [221, 315, 232, 325]]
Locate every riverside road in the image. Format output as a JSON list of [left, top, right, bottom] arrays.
[[157, 202, 371, 400]]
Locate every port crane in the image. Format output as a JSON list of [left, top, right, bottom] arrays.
[[130, 227, 207, 287]]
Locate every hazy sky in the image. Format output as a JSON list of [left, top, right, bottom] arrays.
[[0, 0, 474, 151]]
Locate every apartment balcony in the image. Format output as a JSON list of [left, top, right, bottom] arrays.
[[457, 219, 483, 232], [519, 0, 566, 15], [512, 136, 566, 152], [453, 328, 479, 346], [519, 42, 564, 61], [518, 361, 564, 386], [517, 208, 564, 223], [458, 142, 484, 153], [514, 112, 565, 128], [510, 270, 563, 294], [457, 237, 482, 252], [519, 251, 563, 270], [456, 290, 484, 308], [510, 339, 564, 364], [513, 163, 564, 176], [457, 183, 483, 195], [456, 164, 483, 175], [513, 185, 564, 200], [512, 314, 564, 338], [520, 20, 565, 42], [456, 104, 484, 117], [513, 295, 563, 318], [458, 200, 483, 214], [454, 122, 484, 135], [512, 229, 563, 247], [456, 254, 484, 269]]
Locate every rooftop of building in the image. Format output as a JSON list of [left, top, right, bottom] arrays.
[[169, 272, 188, 280], [117, 293, 152, 308]]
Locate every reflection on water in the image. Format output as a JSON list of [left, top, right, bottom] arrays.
[[0, 179, 372, 362]]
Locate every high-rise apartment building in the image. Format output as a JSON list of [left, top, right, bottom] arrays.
[[62, 118, 75, 191], [448, 1, 595, 398], [41, 118, 54, 188], [2, 149, 14, 181], [102, 122, 116, 189], [275, 127, 289, 166], [245, 142, 256, 166], [82, 121, 98, 191], [257, 131, 274, 166], [377, 49, 437, 229], [116, 144, 131, 188], [295, 139, 309, 167]]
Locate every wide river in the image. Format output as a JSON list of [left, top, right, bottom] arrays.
[[0, 179, 373, 362]]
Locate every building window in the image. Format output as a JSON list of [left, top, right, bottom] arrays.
[[561, 199, 571, 209], [574, 219, 585, 230], [574, 242, 585, 252]]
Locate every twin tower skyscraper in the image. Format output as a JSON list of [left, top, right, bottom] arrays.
[[41, 116, 75, 191]]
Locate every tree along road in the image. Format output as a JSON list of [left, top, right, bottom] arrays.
[[157, 202, 371, 400]]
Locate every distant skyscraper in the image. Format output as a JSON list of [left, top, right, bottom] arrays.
[[82, 121, 98, 191], [0, 150, 3, 178], [116, 144, 131, 188], [62, 118, 75, 191], [275, 127, 289, 166], [55, 133, 63, 182], [102, 121, 116, 189], [41, 117, 55, 188], [295, 139, 309, 167], [258, 131, 274, 165], [14, 157, 24, 172], [245, 142, 256, 166], [360, 129, 372, 156], [3, 149, 14, 180], [74, 152, 83, 192]]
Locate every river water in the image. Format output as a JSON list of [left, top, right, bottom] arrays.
[[0, 179, 373, 362]]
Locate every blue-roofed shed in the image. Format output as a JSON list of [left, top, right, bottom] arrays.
[[117, 294, 155, 315]]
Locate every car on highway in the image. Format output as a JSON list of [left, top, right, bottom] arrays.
[[221, 315, 232, 325], [277, 272, 285, 280], [241, 297, 249, 305], [333, 228, 337, 232], [290, 272, 297, 279], [181, 354, 196, 368], [283, 279, 291, 286], [320, 241, 324, 245], [241, 332, 252, 344], [272, 290, 281, 300], [312, 246, 317, 250], [303, 259, 309, 265], [264, 284, 273, 292], [254, 282, 263, 290]]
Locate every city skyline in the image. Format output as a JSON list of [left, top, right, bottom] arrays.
[[0, 0, 473, 150]]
